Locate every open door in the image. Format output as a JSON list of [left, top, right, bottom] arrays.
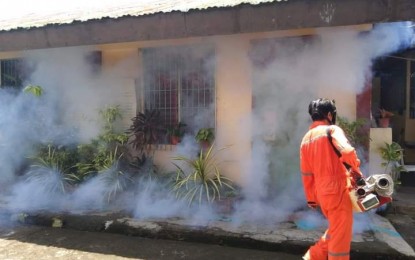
[[403, 58, 415, 163], [373, 49, 415, 164]]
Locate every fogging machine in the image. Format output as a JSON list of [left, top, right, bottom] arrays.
[[326, 127, 393, 212], [351, 174, 394, 212]]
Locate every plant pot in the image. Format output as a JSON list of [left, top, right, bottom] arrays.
[[400, 171, 415, 187], [215, 197, 239, 215], [199, 140, 211, 151], [170, 136, 180, 145], [379, 118, 390, 128]]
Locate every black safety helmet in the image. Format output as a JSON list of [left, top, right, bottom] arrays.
[[308, 98, 337, 124]]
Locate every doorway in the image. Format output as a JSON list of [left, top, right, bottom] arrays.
[[372, 48, 415, 163]]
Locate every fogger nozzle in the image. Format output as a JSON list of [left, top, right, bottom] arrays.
[[378, 178, 389, 187], [356, 174, 394, 198], [352, 174, 394, 212], [356, 188, 367, 196]]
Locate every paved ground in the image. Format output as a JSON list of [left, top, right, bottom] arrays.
[[0, 225, 301, 260], [383, 186, 415, 253], [2, 209, 412, 260], [0, 185, 414, 259]]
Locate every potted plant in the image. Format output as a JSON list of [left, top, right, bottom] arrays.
[[167, 122, 186, 145], [195, 128, 215, 149], [378, 108, 394, 128], [215, 187, 242, 215], [171, 144, 234, 206], [379, 142, 405, 182], [128, 109, 166, 155]]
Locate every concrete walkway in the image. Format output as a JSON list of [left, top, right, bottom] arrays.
[[4, 208, 414, 260], [0, 186, 414, 259]]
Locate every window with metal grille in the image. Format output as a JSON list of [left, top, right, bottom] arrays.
[[0, 59, 25, 88], [142, 45, 215, 141]]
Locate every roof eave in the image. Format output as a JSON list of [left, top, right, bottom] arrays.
[[0, 0, 414, 52]]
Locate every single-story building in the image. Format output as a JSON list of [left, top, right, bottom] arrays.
[[0, 0, 414, 190]]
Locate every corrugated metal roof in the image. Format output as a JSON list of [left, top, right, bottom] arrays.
[[0, 0, 288, 32]]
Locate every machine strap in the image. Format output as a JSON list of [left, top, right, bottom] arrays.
[[326, 127, 351, 170]]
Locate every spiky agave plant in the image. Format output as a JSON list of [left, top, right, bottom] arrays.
[[26, 144, 76, 194], [25, 167, 68, 195], [97, 146, 133, 203], [172, 144, 234, 206]]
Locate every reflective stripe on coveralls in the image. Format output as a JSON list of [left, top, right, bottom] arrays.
[[300, 121, 362, 260]]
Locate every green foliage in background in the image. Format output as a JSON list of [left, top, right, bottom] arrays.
[[379, 142, 405, 181], [75, 105, 129, 179], [27, 105, 134, 201], [337, 116, 369, 148], [195, 128, 215, 143]]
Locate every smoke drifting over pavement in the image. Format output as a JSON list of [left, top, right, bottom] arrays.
[[0, 22, 413, 230]]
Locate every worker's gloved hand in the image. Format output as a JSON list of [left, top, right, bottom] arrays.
[[307, 202, 318, 209]]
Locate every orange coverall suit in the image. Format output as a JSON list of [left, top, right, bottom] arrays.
[[300, 120, 363, 260]]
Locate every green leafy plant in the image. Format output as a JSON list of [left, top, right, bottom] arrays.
[[75, 144, 134, 202], [99, 105, 129, 145], [172, 144, 234, 205], [101, 169, 131, 203], [195, 128, 215, 144], [25, 167, 69, 195], [27, 143, 79, 193], [23, 85, 44, 97], [379, 142, 405, 181], [76, 144, 133, 202], [97, 146, 133, 202], [336, 116, 369, 148], [75, 106, 129, 180], [25, 104, 137, 201]]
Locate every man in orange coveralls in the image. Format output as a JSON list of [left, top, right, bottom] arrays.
[[300, 98, 364, 260]]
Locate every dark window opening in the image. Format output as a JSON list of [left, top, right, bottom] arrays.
[[84, 51, 102, 75], [142, 45, 215, 143], [1, 59, 25, 89]]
